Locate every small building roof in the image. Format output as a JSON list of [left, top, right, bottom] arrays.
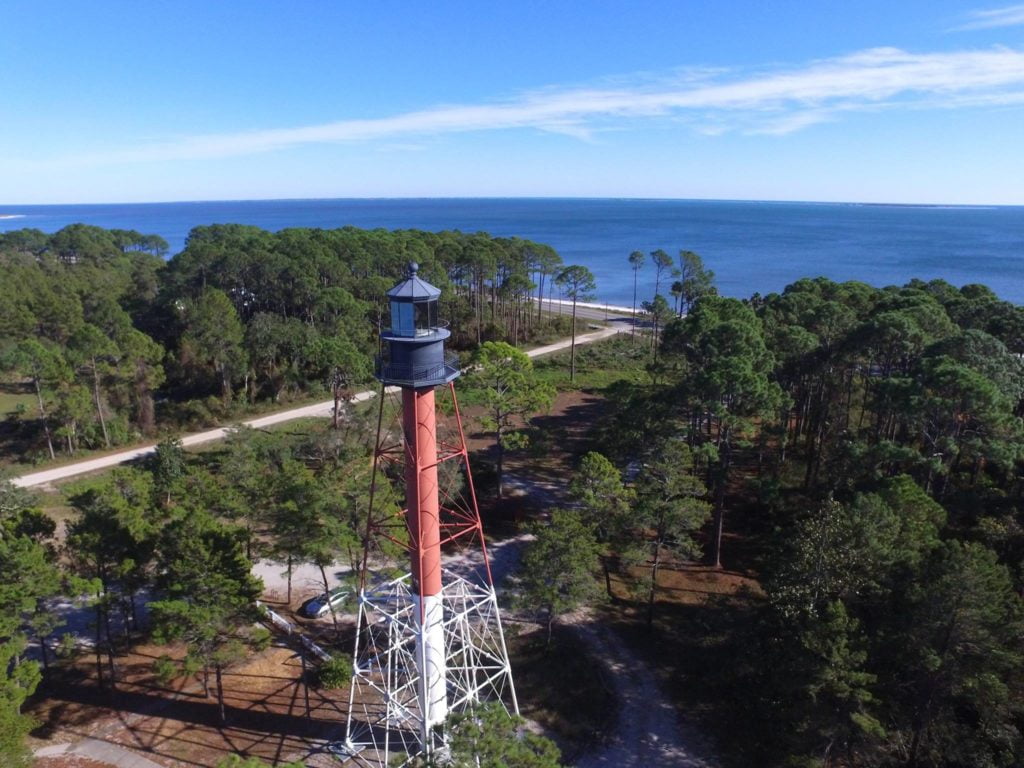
[[387, 262, 441, 300]]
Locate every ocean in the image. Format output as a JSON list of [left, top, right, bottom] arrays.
[[1, 198, 1022, 305]]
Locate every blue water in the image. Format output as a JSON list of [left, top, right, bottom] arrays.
[[1, 198, 1022, 305]]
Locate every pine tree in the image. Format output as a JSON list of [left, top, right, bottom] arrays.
[[444, 702, 563, 768], [520, 509, 603, 646], [0, 480, 62, 767], [568, 451, 633, 598], [554, 265, 596, 382], [148, 508, 265, 724], [467, 342, 555, 498], [626, 440, 710, 627]]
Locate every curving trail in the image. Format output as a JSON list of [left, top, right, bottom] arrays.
[[493, 472, 718, 768], [568, 613, 715, 768]]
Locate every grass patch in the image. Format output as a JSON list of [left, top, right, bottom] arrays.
[[532, 334, 650, 392], [458, 335, 651, 407], [0, 389, 34, 415], [0, 382, 36, 420], [508, 624, 617, 762], [36, 492, 77, 535]]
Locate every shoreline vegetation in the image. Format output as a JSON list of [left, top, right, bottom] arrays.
[[4, 221, 1024, 768], [5, 199, 1023, 307]]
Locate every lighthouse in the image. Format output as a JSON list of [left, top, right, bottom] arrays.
[[342, 264, 517, 766], [383, 262, 456, 728]]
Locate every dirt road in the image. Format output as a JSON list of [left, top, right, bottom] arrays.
[[35, 739, 167, 768], [12, 324, 627, 490]]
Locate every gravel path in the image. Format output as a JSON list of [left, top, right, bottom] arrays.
[[568, 614, 715, 768]]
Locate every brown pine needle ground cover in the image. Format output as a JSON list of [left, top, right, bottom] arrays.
[[506, 623, 617, 763], [27, 643, 349, 768], [505, 337, 767, 763], [596, 471, 769, 762]]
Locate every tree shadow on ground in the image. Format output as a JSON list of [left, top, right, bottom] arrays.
[[32, 666, 345, 767], [599, 579, 766, 768]]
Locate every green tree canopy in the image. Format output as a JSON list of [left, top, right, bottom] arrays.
[[567, 451, 632, 541], [627, 440, 711, 626], [444, 702, 563, 768], [467, 341, 555, 498], [677, 249, 716, 316], [663, 295, 784, 566], [0, 480, 61, 767], [149, 507, 265, 724], [180, 287, 248, 402], [520, 509, 603, 645]]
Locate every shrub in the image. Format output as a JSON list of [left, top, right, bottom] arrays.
[[317, 654, 353, 689]]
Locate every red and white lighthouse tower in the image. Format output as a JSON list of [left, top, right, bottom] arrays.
[[341, 264, 517, 766]]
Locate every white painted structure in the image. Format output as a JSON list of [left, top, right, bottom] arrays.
[[340, 570, 517, 765]]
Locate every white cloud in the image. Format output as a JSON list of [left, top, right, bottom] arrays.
[[749, 110, 836, 136], [955, 4, 1024, 30], [70, 46, 1024, 164]]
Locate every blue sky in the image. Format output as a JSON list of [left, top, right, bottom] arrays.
[[3, 1, 1024, 204]]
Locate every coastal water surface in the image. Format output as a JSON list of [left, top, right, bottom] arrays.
[[1, 198, 1022, 304]]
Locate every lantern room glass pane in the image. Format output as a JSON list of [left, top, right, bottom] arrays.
[[413, 300, 436, 336], [391, 301, 414, 337]]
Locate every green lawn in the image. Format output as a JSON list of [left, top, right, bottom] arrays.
[[0, 389, 35, 416]]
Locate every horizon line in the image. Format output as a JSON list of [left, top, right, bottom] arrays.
[[1, 194, 1022, 210]]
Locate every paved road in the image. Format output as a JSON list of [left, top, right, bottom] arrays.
[[12, 323, 628, 489]]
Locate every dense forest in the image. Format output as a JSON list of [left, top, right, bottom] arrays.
[[585, 274, 1024, 767], [0, 223, 568, 463], [3, 223, 1024, 767]]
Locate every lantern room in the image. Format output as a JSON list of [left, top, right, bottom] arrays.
[[387, 262, 441, 338], [377, 263, 460, 388]]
